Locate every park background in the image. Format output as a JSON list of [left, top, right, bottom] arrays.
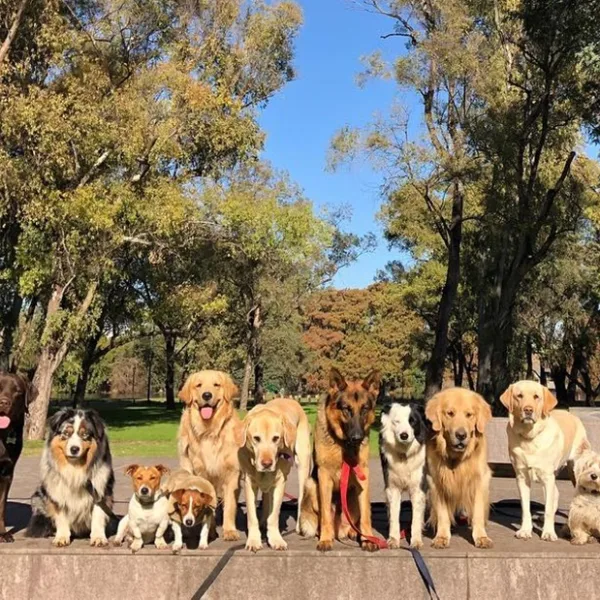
[[1, 0, 600, 452]]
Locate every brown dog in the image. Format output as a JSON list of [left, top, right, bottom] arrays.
[[299, 368, 380, 552], [425, 387, 493, 549], [178, 370, 241, 541], [0, 372, 33, 542]]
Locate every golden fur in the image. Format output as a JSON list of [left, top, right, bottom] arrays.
[[501, 380, 588, 541], [569, 440, 600, 545], [177, 370, 241, 540], [425, 387, 493, 549], [238, 397, 312, 551], [299, 368, 381, 552]]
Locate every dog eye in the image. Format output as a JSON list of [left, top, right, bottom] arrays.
[[196, 383, 203, 388], [272, 435, 280, 443], [517, 393, 523, 399], [253, 435, 261, 443], [465, 412, 473, 418], [447, 410, 455, 417], [214, 383, 221, 387], [533, 394, 539, 400]]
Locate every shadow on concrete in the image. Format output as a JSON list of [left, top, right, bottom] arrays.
[[6, 501, 31, 535]]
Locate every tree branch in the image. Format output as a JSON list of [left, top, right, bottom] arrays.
[[0, 0, 29, 65]]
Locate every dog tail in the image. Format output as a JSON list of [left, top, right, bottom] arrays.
[[298, 476, 319, 538], [25, 490, 54, 538]]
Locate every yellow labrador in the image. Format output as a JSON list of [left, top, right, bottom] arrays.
[[500, 380, 588, 541], [238, 398, 311, 552]]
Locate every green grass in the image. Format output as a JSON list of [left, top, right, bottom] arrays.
[[23, 400, 381, 458]]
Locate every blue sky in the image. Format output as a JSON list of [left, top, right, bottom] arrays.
[[258, 0, 406, 289]]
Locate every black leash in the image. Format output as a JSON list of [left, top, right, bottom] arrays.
[[403, 547, 440, 600], [191, 543, 245, 600], [85, 481, 119, 522]]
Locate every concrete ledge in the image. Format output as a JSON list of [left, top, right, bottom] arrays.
[[3, 544, 600, 600]]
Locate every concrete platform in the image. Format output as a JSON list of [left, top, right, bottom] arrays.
[[3, 456, 600, 599]]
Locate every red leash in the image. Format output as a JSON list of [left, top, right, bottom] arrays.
[[340, 460, 388, 550]]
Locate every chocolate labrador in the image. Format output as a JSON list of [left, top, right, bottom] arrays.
[[0, 372, 33, 542]]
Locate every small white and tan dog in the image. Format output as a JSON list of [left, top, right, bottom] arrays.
[[114, 464, 170, 552], [569, 440, 600, 545]]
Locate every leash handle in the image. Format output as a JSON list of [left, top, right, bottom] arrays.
[[340, 461, 388, 550]]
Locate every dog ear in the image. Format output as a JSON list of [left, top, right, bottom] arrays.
[[85, 409, 106, 441], [178, 375, 196, 405], [48, 408, 74, 434], [17, 374, 37, 408], [154, 464, 170, 476], [198, 491, 214, 507], [329, 367, 347, 393], [475, 394, 492, 434], [425, 395, 442, 432], [282, 415, 296, 449], [222, 373, 239, 404], [575, 439, 591, 459], [542, 385, 557, 417], [170, 488, 185, 507], [236, 420, 249, 448], [124, 464, 140, 477], [499, 385, 513, 412], [362, 370, 381, 395]]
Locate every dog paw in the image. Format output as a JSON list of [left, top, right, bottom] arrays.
[[112, 538, 123, 547], [245, 537, 263, 553], [474, 536, 493, 549], [431, 536, 450, 549], [317, 539, 334, 552], [515, 528, 533, 540], [410, 538, 424, 550], [541, 530, 558, 542], [268, 534, 288, 551], [570, 535, 589, 545], [52, 536, 71, 547], [129, 539, 143, 553], [172, 543, 183, 554], [155, 538, 168, 550], [387, 537, 401, 549], [361, 540, 379, 552], [198, 542, 209, 550], [90, 536, 109, 548], [0, 532, 14, 543], [223, 529, 240, 542]]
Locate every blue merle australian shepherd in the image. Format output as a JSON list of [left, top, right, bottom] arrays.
[[26, 408, 115, 546]]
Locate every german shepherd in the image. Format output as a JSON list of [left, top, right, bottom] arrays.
[[299, 367, 380, 552]]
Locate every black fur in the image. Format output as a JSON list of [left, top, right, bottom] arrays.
[[0, 372, 35, 542]]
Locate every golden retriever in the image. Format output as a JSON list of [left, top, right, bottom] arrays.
[[178, 370, 241, 541], [425, 387, 493, 549], [500, 380, 588, 541], [238, 398, 311, 551]]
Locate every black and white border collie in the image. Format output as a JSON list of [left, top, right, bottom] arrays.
[[26, 408, 115, 546], [379, 402, 429, 549]]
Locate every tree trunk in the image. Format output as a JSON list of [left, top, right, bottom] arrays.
[[10, 296, 38, 372], [25, 280, 98, 440], [551, 365, 568, 407], [0, 0, 29, 64], [146, 344, 153, 404], [540, 363, 548, 386], [424, 181, 463, 399], [525, 335, 534, 379], [253, 363, 265, 404], [239, 353, 253, 411], [164, 331, 176, 410], [72, 330, 103, 407]]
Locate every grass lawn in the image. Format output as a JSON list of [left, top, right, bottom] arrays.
[[23, 400, 382, 458]]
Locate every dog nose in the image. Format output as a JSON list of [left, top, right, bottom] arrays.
[[591, 474, 598, 481], [261, 458, 273, 469], [455, 429, 467, 442], [350, 432, 363, 443], [140, 486, 149, 495], [184, 518, 194, 527], [202, 391, 212, 402], [400, 432, 409, 441], [70, 446, 80, 455], [523, 406, 533, 415]]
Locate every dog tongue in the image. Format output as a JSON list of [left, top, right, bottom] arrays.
[[0, 416, 10, 429], [200, 406, 214, 420]]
